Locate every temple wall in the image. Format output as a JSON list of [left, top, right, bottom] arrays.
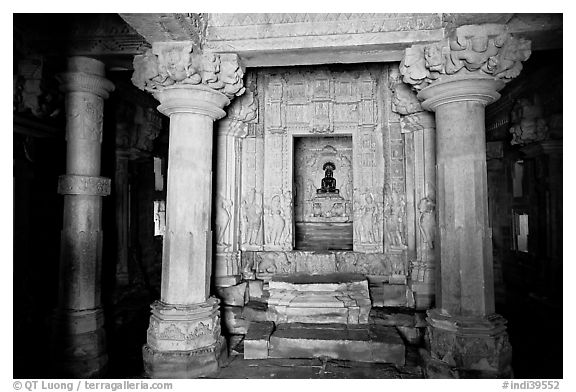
[[238, 64, 411, 284]]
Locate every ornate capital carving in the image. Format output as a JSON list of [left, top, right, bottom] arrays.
[[399, 27, 531, 91], [58, 174, 111, 196], [131, 41, 245, 100], [57, 57, 115, 99]]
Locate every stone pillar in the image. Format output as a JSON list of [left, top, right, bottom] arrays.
[[214, 89, 257, 287], [52, 57, 115, 378], [521, 139, 563, 296], [131, 42, 245, 378], [400, 27, 531, 377], [401, 111, 437, 309], [115, 150, 130, 286]]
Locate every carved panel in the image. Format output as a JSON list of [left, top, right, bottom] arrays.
[[252, 251, 405, 279]]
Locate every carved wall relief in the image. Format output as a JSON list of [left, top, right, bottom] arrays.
[[240, 188, 264, 249], [237, 64, 415, 280], [214, 195, 233, 249]]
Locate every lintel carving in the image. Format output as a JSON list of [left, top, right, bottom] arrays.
[[399, 28, 531, 90], [131, 41, 245, 99]]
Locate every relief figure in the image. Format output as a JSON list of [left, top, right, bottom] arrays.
[[215, 196, 232, 247], [266, 195, 285, 245], [418, 196, 436, 249], [241, 188, 263, 245]]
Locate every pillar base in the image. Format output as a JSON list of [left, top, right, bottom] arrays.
[[143, 336, 227, 378], [425, 309, 512, 378], [144, 297, 227, 377], [51, 308, 107, 378]]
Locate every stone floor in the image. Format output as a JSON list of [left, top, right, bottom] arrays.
[[208, 345, 424, 379]]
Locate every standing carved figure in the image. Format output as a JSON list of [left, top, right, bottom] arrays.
[[241, 188, 263, 245], [215, 196, 232, 248], [418, 196, 436, 249], [359, 193, 377, 243], [266, 195, 285, 245], [281, 191, 293, 244]]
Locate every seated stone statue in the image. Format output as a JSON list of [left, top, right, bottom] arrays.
[[317, 162, 339, 194]]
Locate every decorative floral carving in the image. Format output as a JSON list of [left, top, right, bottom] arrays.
[[132, 43, 245, 99], [399, 31, 531, 90]]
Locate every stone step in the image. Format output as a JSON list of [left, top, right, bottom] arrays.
[[267, 323, 405, 365], [244, 321, 275, 360]]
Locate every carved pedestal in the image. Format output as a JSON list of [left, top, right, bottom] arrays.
[[132, 42, 246, 378], [52, 57, 114, 377], [143, 299, 227, 378], [426, 309, 512, 378]]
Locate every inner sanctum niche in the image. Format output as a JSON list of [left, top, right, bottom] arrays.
[[237, 64, 415, 289], [294, 136, 353, 251]]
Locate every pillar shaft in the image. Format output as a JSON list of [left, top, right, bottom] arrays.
[[435, 100, 494, 317], [162, 111, 215, 304], [53, 56, 114, 378]]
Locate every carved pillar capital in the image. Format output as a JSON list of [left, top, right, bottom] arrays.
[[399, 26, 531, 110], [57, 57, 115, 98], [131, 41, 245, 101]]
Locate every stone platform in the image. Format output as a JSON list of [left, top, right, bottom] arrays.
[[244, 322, 405, 365], [267, 273, 371, 324]]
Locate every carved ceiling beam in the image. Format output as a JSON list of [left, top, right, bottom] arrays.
[[119, 14, 206, 50]]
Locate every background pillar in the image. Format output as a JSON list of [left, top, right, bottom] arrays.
[[52, 56, 114, 378]]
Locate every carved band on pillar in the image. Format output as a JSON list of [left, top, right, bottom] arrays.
[[132, 41, 245, 378], [52, 57, 115, 378], [400, 26, 531, 377]]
